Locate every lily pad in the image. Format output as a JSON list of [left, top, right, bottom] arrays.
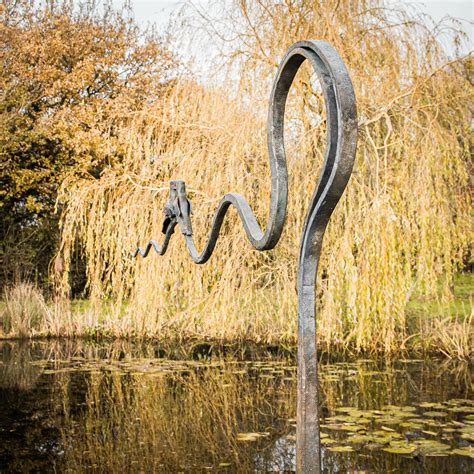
[[321, 438, 338, 445], [383, 446, 416, 454], [328, 446, 354, 453], [372, 430, 402, 439], [400, 422, 424, 429], [419, 402, 444, 409], [448, 406, 474, 414], [452, 447, 474, 458], [346, 434, 372, 444], [415, 440, 451, 455], [423, 411, 448, 417]]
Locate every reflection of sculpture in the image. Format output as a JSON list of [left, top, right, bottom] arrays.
[[133, 40, 358, 473]]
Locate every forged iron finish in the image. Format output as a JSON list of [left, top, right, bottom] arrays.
[[132, 40, 357, 473]]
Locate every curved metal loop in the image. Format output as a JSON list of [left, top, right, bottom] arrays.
[[132, 40, 358, 473]]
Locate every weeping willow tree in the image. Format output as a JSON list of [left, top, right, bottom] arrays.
[[58, 0, 472, 352]]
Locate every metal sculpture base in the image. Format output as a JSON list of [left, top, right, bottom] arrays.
[[133, 40, 358, 473]]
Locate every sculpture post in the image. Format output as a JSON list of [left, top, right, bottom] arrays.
[[133, 40, 358, 473]]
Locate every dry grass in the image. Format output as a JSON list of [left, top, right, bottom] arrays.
[[0, 283, 97, 339], [430, 313, 473, 360], [47, 1, 473, 353], [0, 283, 50, 337]]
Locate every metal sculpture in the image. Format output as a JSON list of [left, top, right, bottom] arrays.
[[132, 40, 357, 473]]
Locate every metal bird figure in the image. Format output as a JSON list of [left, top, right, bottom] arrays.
[[168, 180, 193, 236]]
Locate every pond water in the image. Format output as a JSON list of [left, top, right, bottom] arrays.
[[0, 340, 472, 473]]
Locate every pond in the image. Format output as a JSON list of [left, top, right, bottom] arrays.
[[0, 340, 472, 472]]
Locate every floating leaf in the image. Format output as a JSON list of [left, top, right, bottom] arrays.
[[383, 446, 416, 454], [378, 417, 405, 425], [459, 426, 474, 435], [346, 434, 372, 444], [442, 428, 456, 433], [448, 406, 474, 414], [321, 438, 338, 445], [419, 402, 444, 409], [365, 442, 385, 450], [415, 440, 451, 455], [448, 399, 474, 406], [340, 424, 366, 432], [424, 419, 443, 428], [372, 430, 402, 439], [328, 446, 354, 453], [400, 422, 424, 429], [452, 447, 474, 458], [371, 436, 392, 445], [423, 411, 448, 417]]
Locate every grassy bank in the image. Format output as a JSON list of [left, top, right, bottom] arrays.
[[1, 273, 472, 359]]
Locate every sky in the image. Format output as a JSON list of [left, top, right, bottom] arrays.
[[111, 0, 473, 60], [112, 0, 474, 80], [113, 0, 473, 30]]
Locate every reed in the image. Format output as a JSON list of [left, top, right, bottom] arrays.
[[0, 283, 50, 337], [0, 283, 99, 338], [51, 0, 473, 353], [430, 313, 473, 360]]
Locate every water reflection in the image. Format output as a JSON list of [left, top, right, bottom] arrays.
[[0, 340, 472, 472]]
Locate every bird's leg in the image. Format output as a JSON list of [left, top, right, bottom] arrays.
[[162, 182, 178, 234], [169, 180, 193, 236]]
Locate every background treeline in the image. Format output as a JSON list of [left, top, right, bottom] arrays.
[[0, 0, 175, 290], [1, 0, 472, 355]]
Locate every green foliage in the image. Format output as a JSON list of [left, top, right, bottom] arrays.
[[407, 273, 473, 320]]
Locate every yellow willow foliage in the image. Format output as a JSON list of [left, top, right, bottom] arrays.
[[58, 0, 472, 352]]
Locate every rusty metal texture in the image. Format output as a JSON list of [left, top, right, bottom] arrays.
[[132, 40, 358, 473]]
